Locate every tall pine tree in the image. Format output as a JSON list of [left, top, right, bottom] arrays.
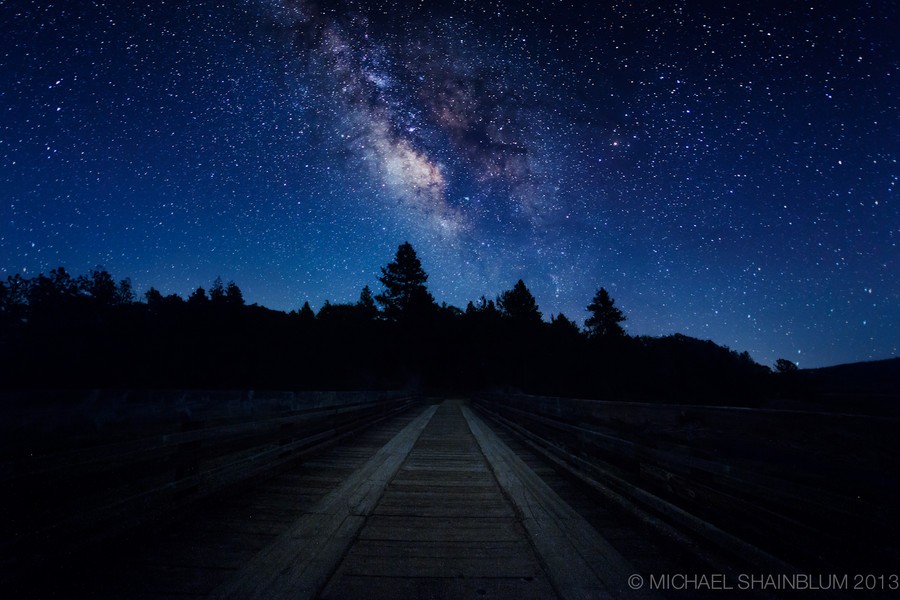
[[497, 279, 542, 324], [376, 242, 435, 321], [585, 287, 626, 337], [225, 281, 244, 306]]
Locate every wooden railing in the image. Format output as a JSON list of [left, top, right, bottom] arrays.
[[1, 389, 418, 579], [472, 392, 900, 572]]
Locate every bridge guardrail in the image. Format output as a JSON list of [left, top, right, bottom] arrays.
[[472, 392, 900, 572], [1, 389, 418, 579]]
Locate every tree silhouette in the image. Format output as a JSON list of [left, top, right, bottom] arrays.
[[225, 281, 244, 306], [116, 278, 135, 304], [145, 287, 164, 305], [317, 300, 363, 323], [0, 274, 28, 326], [0, 281, 9, 319], [438, 302, 463, 318], [3, 275, 28, 307], [585, 287, 626, 337], [188, 287, 208, 306], [775, 358, 798, 373], [80, 268, 118, 307], [47, 267, 78, 294], [376, 242, 435, 321], [298, 301, 316, 323], [317, 299, 333, 319], [466, 295, 499, 317], [497, 280, 542, 323], [0, 259, 775, 402], [209, 277, 226, 303], [357, 285, 378, 320], [550, 313, 581, 337], [27, 267, 79, 318]]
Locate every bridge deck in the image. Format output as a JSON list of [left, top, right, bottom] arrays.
[[10, 392, 896, 599], [320, 399, 556, 599], [41, 400, 658, 599]]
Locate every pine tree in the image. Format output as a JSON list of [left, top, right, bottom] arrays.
[[357, 285, 378, 320], [497, 279, 542, 323], [209, 277, 226, 303], [375, 242, 435, 320], [585, 287, 626, 337], [225, 281, 244, 306], [188, 287, 208, 306], [298, 300, 316, 323]]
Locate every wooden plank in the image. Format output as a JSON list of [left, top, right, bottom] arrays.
[[209, 404, 437, 600], [319, 574, 555, 600], [348, 539, 533, 559], [380, 488, 499, 500], [359, 516, 525, 542], [373, 503, 515, 518], [390, 471, 491, 483], [386, 480, 495, 491], [321, 400, 560, 600], [462, 405, 659, 600], [379, 488, 506, 500], [338, 553, 543, 578]]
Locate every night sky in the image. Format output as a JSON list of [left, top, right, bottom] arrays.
[[2, 1, 897, 368]]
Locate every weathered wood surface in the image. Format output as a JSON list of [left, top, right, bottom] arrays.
[[210, 404, 437, 600], [20, 398, 652, 599], [4, 394, 424, 597], [463, 405, 657, 600], [10, 392, 855, 599], [472, 392, 900, 572], [320, 399, 559, 600], [2, 389, 415, 573]]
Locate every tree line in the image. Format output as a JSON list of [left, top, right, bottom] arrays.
[[0, 242, 777, 403]]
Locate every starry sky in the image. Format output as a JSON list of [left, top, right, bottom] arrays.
[[1, 0, 897, 368]]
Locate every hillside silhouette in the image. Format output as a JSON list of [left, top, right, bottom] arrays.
[[0, 243, 803, 403]]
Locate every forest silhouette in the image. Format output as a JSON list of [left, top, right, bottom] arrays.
[[0, 243, 775, 402]]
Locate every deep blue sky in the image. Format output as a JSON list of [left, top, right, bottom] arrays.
[[2, 0, 897, 368]]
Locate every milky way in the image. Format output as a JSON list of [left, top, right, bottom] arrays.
[[1, 0, 897, 368], [265, 0, 557, 238]]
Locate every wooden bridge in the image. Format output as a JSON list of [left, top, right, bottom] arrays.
[[2, 392, 898, 598]]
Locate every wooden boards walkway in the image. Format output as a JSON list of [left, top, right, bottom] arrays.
[[45, 404, 429, 599], [320, 399, 558, 599], [36, 399, 651, 599], [464, 405, 656, 600], [211, 404, 438, 600]]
